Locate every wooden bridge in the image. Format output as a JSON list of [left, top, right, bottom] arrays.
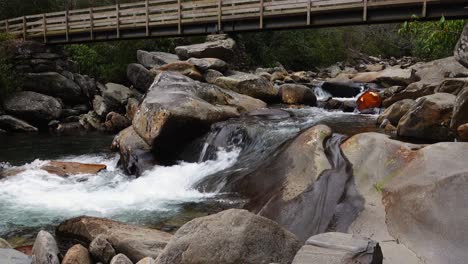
[[0, 0, 466, 44]]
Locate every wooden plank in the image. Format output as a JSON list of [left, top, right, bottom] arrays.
[[178, 0, 182, 34], [22, 16, 27, 40], [145, 0, 149, 36], [42, 14, 47, 43]]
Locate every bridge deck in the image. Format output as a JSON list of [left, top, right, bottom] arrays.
[[0, 0, 466, 44]]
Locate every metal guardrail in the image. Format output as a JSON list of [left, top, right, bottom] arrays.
[[0, 0, 464, 43]]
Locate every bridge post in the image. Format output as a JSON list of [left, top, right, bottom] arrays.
[[363, 0, 367, 22], [307, 0, 311, 25], [65, 10, 69, 42], [116, 1, 120, 39], [90, 8, 94, 40], [178, 0, 182, 34], [5, 19, 8, 33], [259, 0, 264, 29], [145, 0, 150, 36], [218, 0, 223, 33], [22, 16, 27, 41], [422, 0, 427, 17], [42, 14, 47, 43]]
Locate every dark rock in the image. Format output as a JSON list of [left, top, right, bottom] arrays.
[[3, 91, 62, 126], [61, 109, 81, 118], [79, 111, 105, 131], [155, 209, 301, 264], [450, 86, 468, 129], [323, 98, 344, 110], [110, 254, 133, 264], [32, 231, 60, 264], [89, 235, 116, 264], [62, 244, 92, 264], [278, 84, 317, 106], [136, 50, 179, 68], [435, 78, 468, 95], [111, 127, 156, 176], [93, 95, 119, 118], [203, 69, 223, 84], [127, 63, 155, 93], [0, 249, 31, 264], [132, 72, 265, 162], [187, 58, 228, 72], [74, 74, 97, 99], [455, 23, 468, 68], [104, 112, 131, 133], [247, 108, 290, 119], [23, 72, 84, 104], [54, 122, 85, 135], [102, 83, 135, 107], [0, 115, 38, 132], [383, 82, 438, 107], [56, 216, 172, 263], [72, 104, 89, 114], [292, 232, 382, 264], [213, 71, 278, 101], [377, 99, 415, 126], [321, 81, 362, 98], [175, 38, 236, 61], [398, 93, 456, 141]]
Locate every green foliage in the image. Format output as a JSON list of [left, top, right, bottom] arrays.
[[0, 33, 21, 101], [399, 16, 465, 60]]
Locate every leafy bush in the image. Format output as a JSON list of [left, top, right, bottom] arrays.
[[399, 16, 466, 60], [0, 34, 21, 101]]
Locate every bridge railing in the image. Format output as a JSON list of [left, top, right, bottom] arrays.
[[0, 0, 435, 42]]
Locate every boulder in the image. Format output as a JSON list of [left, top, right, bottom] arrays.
[[352, 67, 418, 87], [156, 61, 203, 81], [136, 257, 155, 264], [175, 38, 236, 61], [383, 81, 438, 107], [290, 71, 313, 83], [74, 74, 97, 99], [278, 84, 317, 106], [377, 99, 415, 126], [0, 238, 12, 248], [321, 81, 362, 98], [457, 123, 468, 141], [187, 58, 228, 72], [455, 23, 468, 68], [102, 83, 135, 107], [132, 72, 264, 161], [54, 122, 86, 135], [125, 98, 140, 121], [31, 231, 60, 264], [137, 50, 179, 68], [271, 71, 286, 82], [155, 209, 301, 264], [127, 63, 156, 93], [411, 56, 468, 85], [205, 34, 229, 42], [203, 69, 223, 83], [89, 235, 116, 264], [56, 216, 172, 263], [23, 72, 84, 103], [0, 249, 31, 264], [382, 142, 468, 264], [435, 78, 468, 95], [111, 254, 133, 264], [0, 115, 38, 132], [111, 126, 156, 176], [104, 112, 131, 133], [93, 95, 119, 118], [62, 244, 92, 264], [398, 93, 456, 141], [213, 71, 277, 101], [40, 161, 107, 176], [79, 111, 105, 131], [3, 91, 62, 126], [292, 232, 382, 264], [450, 86, 468, 129]]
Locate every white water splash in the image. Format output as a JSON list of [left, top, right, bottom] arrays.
[[0, 148, 239, 232]]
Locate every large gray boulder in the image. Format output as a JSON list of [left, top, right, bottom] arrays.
[[175, 38, 236, 61], [137, 50, 179, 68], [101, 83, 136, 107], [127, 63, 155, 93], [89, 235, 116, 264], [454, 23, 468, 68], [132, 71, 265, 160], [0, 115, 38, 132], [382, 82, 438, 107], [56, 216, 172, 263], [450, 86, 468, 129], [3, 91, 62, 126], [352, 67, 418, 87], [23, 72, 84, 103], [0, 249, 31, 264], [111, 126, 156, 176], [213, 71, 278, 101], [32, 230, 60, 264], [410, 56, 468, 86], [74, 74, 97, 99], [397, 93, 456, 141], [292, 232, 382, 264], [155, 209, 301, 264]]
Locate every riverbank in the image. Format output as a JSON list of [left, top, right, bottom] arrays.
[[1, 29, 468, 264]]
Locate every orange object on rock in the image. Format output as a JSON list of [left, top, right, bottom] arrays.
[[357, 91, 382, 111]]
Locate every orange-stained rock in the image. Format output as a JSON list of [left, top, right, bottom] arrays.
[[357, 91, 382, 111], [15, 245, 33, 256], [40, 161, 107, 176]]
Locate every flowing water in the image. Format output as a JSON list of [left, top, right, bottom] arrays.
[[0, 106, 380, 242]]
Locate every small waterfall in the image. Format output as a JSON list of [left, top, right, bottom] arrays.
[[314, 85, 333, 100]]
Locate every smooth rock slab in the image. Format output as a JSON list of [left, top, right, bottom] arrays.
[[175, 38, 236, 61], [40, 161, 107, 176], [0, 115, 38, 132], [136, 50, 179, 68], [22, 72, 84, 103], [0, 248, 31, 264], [31, 231, 60, 264], [213, 71, 278, 101]]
